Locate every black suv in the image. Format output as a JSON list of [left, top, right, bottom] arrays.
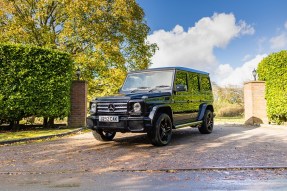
[[86, 67, 214, 146]]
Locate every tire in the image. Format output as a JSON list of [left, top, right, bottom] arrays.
[[92, 129, 116, 141], [147, 113, 172, 146], [198, 109, 214, 134]]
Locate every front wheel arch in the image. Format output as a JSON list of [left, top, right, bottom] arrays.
[[149, 106, 173, 125]]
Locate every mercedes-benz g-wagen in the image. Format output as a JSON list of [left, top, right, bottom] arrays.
[[86, 67, 214, 146]]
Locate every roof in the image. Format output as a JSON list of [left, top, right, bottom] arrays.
[[130, 66, 209, 75]]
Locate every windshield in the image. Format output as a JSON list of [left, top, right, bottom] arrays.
[[121, 70, 174, 92]]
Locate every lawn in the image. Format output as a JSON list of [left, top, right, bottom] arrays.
[[0, 127, 82, 142], [214, 116, 245, 124]]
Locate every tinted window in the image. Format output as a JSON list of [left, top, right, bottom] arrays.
[[201, 76, 211, 91], [175, 71, 187, 87], [188, 73, 200, 93]]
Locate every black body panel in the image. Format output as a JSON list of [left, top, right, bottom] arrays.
[[86, 67, 214, 133]]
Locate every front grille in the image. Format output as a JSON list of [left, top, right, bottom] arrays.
[[97, 102, 128, 113]]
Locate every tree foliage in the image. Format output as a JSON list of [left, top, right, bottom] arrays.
[[257, 50, 287, 124], [0, 0, 157, 98], [212, 83, 244, 117], [0, 43, 73, 125]]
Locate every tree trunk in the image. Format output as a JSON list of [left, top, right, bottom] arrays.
[[10, 120, 20, 131], [48, 117, 55, 128], [43, 117, 48, 128]]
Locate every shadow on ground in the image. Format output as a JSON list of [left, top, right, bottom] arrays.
[[0, 124, 286, 174]]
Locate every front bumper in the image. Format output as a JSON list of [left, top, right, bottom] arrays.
[[86, 115, 152, 133]]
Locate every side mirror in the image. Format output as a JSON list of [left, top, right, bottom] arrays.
[[176, 84, 187, 92]]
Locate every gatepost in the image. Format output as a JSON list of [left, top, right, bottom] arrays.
[[244, 81, 268, 125], [68, 81, 87, 127]]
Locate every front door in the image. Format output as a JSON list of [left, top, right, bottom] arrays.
[[172, 70, 191, 125]]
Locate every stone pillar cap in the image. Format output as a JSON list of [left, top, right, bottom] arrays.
[[244, 81, 265, 85]]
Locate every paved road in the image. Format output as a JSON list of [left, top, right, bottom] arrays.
[[2, 169, 287, 191], [1, 124, 287, 190]]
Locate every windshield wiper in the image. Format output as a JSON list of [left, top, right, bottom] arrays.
[[131, 86, 150, 93], [148, 85, 171, 92]]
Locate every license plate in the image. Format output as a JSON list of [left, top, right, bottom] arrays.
[[99, 116, 119, 122]]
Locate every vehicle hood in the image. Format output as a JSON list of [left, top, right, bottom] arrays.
[[95, 92, 171, 102]]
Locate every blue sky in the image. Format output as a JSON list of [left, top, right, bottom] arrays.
[[137, 0, 287, 86]]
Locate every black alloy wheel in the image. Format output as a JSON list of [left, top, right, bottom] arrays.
[[198, 109, 214, 134], [148, 113, 172, 146], [92, 129, 116, 141]]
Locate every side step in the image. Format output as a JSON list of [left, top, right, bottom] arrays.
[[175, 121, 202, 129]]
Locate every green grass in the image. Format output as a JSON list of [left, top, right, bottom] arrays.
[[215, 116, 245, 124], [0, 127, 81, 142]]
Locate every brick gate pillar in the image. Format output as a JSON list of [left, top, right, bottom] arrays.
[[244, 81, 268, 125], [68, 81, 87, 128]]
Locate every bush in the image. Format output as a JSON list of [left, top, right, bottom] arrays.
[[0, 43, 73, 126], [257, 50, 287, 124], [216, 105, 244, 117]]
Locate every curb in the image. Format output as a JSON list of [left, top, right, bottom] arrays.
[[1, 166, 287, 175], [113, 166, 287, 173], [0, 128, 83, 145]]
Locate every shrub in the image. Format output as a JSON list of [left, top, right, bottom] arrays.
[[257, 50, 287, 124], [0, 43, 73, 126], [216, 105, 244, 117]]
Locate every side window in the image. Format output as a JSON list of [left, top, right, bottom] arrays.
[[188, 73, 200, 93], [175, 70, 187, 91], [201, 76, 211, 91]]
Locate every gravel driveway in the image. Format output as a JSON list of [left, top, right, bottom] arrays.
[[1, 124, 287, 174]]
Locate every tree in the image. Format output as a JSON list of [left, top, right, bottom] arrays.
[[212, 83, 244, 117], [0, 0, 157, 99]]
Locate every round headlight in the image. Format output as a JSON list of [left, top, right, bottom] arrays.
[[133, 102, 141, 113], [90, 103, 97, 113]]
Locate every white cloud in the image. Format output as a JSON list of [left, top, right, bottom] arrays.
[[238, 20, 255, 35], [214, 54, 267, 87], [148, 13, 255, 73], [268, 21, 287, 50], [269, 33, 287, 50], [242, 54, 251, 62]]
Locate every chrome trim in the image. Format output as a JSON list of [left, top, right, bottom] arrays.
[[96, 102, 128, 113]]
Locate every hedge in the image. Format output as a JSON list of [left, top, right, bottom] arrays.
[[257, 50, 287, 124], [0, 44, 73, 123]]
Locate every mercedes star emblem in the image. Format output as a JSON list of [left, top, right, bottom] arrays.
[[108, 104, 115, 112]]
